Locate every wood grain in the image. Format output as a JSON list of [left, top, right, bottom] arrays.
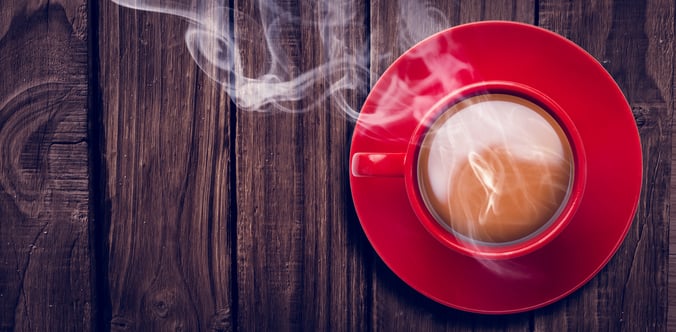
[[234, 0, 370, 330], [0, 0, 670, 330], [539, 0, 673, 330], [98, 1, 234, 330], [0, 1, 91, 331], [369, 1, 536, 330]]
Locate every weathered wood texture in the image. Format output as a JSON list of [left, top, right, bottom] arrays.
[[98, 1, 234, 330], [0, 0, 673, 331], [0, 1, 92, 331]]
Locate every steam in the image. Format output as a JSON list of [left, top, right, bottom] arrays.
[[397, 1, 450, 49], [110, 0, 452, 117]]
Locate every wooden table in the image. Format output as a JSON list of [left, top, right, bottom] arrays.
[[0, 0, 672, 330]]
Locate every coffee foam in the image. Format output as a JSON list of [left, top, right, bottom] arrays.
[[418, 94, 573, 244]]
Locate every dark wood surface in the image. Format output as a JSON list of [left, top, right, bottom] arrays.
[[0, 0, 673, 331], [0, 1, 92, 331], [97, 1, 234, 330]]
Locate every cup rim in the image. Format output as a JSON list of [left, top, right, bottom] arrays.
[[403, 80, 588, 260]]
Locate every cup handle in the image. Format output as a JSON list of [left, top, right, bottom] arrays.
[[351, 153, 406, 177]]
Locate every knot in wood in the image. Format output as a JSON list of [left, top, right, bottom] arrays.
[[147, 290, 176, 318]]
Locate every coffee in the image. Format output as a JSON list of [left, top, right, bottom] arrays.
[[417, 94, 573, 244]]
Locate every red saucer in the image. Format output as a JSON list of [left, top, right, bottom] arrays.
[[349, 21, 642, 314]]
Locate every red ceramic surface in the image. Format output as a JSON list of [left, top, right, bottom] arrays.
[[349, 21, 642, 314]]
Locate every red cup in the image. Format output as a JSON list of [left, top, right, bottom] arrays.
[[351, 81, 587, 260]]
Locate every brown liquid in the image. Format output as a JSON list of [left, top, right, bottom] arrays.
[[417, 94, 573, 244]]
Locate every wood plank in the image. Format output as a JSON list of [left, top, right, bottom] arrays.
[[670, 0, 676, 326], [671, 108, 676, 328], [670, 0, 676, 325], [538, 0, 673, 330], [0, 1, 92, 330], [369, 1, 535, 330], [98, 1, 234, 330], [670, 255, 676, 331], [234, 0, 370, 330]]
